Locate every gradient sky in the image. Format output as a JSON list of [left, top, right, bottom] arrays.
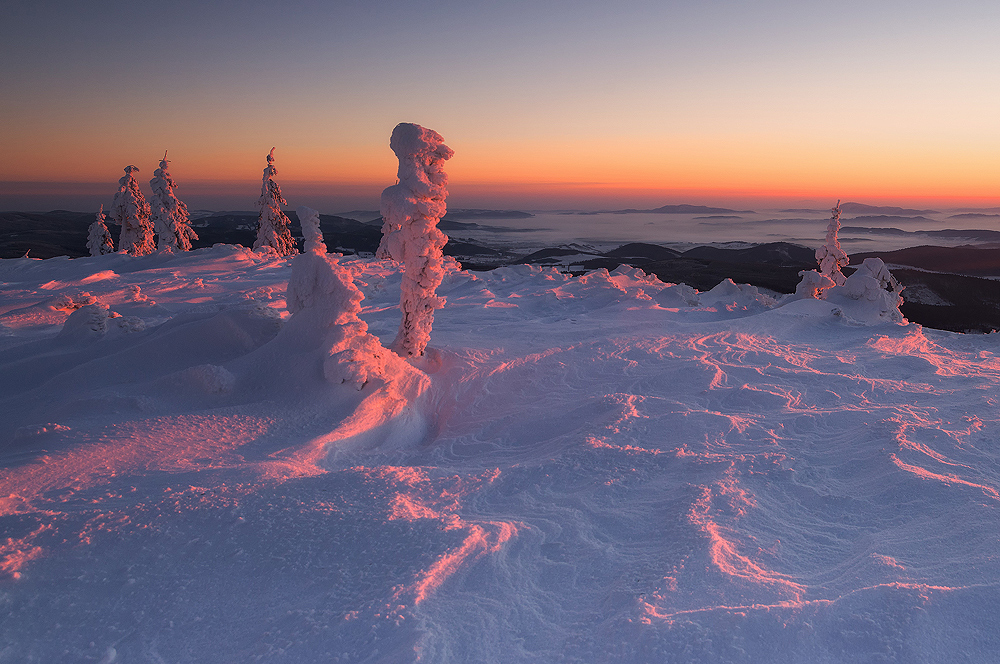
[[3, 0, 1000, 211]]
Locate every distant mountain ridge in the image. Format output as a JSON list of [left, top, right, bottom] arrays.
[[781, 203, 940, 215], [579, 204, 755, 215]]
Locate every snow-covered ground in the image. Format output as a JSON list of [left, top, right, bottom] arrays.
[[2, 247, 1000, 662]]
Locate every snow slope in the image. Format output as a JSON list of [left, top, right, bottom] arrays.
[[2, 247, 1000, 662]]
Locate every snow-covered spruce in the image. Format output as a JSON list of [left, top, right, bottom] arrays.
[[377, 123, 454, 358], [814, 199, 849, 291], [86, 205, 114, 256], [285, 213, 393, 389], [149, 151, 197, 252], [254, 148, 297, 257], [111, 165, 154, 256]]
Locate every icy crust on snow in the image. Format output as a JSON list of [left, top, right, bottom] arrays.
[[4, 253, 1000, 661], [378, 123, 454, 358]]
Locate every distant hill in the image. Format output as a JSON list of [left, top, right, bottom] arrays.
[[845, 215, 936, 223], [590, 204, 755, 215], [443, 209, 533, 220], [840, 202, 939, 215], [781, 203, 941, 215], [851, 245, 1000, 277]]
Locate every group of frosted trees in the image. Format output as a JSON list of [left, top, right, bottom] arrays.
[[89, 154, 198, 257], [89, 148, 300, 259], [90, 125, 452, 370], [87, 123, 905, 376]]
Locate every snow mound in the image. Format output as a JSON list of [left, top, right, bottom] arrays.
[[285, 250, 401, 389], [701, 278, 777, 313], [826, 257, 906, 324]]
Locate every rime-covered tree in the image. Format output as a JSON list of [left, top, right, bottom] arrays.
[[254, 148, 297, 256], [87, 204, 115, 256], [111, 165, 155, 256], [377, 123, 454, 358], [285, 206, 395, 389], [815, 200, 849, 289], [297, 205, 326, 255], [149, 151, 197, 251]]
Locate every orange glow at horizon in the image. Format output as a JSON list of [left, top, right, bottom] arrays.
[[6, 136, 1000, 209], [9, 117, 1000, 204]]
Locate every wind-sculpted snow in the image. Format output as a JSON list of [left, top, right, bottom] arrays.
[[2, 251, 1000, 661]]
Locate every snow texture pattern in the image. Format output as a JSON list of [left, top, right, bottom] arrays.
[[377, 123, 454, 358]]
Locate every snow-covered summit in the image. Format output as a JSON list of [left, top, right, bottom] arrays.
[[1, 248, 998, 662]]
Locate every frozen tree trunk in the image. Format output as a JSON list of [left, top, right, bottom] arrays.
[[377, 123, 454, 358], [87, 204, 115, 256], [111, 165, 155, 256], [815, 200, 849, 290], [149, 151, 197, 252], [254, 148, 298, 257]]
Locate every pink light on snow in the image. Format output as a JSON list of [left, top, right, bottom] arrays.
[[352, 465, 520, 606]]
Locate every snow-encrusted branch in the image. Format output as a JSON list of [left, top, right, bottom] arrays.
[[254, 148, 298, 257], [111, 165, 155, 256], [377, 123, 454, 358]]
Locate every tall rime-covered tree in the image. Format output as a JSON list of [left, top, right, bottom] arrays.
[[111, 165, 155, 256], [815, 200, 849, 290], [254, 148, 297, 256], [149, 151, 197, 251], [87, 204, 115, 256], [377, 123, 454, 358]]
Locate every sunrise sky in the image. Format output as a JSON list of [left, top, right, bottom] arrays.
[[3, 0, 1000, 211]]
